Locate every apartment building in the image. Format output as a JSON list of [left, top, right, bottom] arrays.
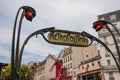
[[33, 44, 102, 80], [75, 45, 102, 80], [62, 47, 73, 77], [77, 53, 102, 80], [97, 10, 120, 80], [61, 44, 102, 80]]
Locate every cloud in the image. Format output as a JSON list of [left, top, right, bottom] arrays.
[[22, 36, 64, 56], [0, 46, 10, 57], [0, 0, 120, 64]]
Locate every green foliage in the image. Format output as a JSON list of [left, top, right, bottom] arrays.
[[19, 65, 33, 80], [2, 64, 33, 80], [2, 64, 10, 80]]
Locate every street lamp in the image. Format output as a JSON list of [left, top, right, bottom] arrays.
[[11, 6, 36, 80], [92, 20, 120, 73], [93, 20, 120, 36], [93, 20, 120, 59]]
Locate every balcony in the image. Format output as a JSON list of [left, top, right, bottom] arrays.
[[105, 52, 119, 58], [98, 27, 120, 37], [98, 29, 110, 36], [80, 55, 101, 65], [109, 77, 115, 80], [113, 52, 119, 58], [102, 65, 118, 72], [105, 53, 110, 57]]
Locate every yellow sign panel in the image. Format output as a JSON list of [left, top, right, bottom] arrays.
[[47, 31, 88, 46]]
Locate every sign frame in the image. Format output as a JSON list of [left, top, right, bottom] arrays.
[[45, 29, 90, 47]]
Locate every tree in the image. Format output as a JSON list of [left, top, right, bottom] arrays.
[[2, 64, 11, 80], [2, 64, 33, 80], [19, 65, 33, 80]]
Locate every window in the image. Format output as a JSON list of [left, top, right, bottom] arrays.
[[110, 14, 117, 22], [112, 24, 117, 31], [103, 36, 108, 45], [98, 61, 100, 65], [115, 34, 120, 43], [74, 71, 76, 77], [105, 50, 110, 57], [117, 58, 120, 65], [119, 46, 120, 51], [86, 55, 88, 57], [66, 57, 67, 62], [92, 63, 94, 66], [68, 64, 70, 69], [70, 63, 72, 68], [64, 58, 65, 63], [70, 55, 72, 60], [87, 64, 89, 67], [71, 71, 73, 76], [107, 60, 111, 66], [82, 66, 84, 69], [66, 65, 67, 69], [68, 72, 70, 76], [109, 72, 113, 77], [100, 17, 104, 20], [68, 55, 70, 61]]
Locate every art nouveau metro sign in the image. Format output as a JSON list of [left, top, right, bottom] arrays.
[[47, 29, 89, 47]]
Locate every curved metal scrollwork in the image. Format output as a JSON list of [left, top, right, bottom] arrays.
[[17, 27, 55, 71]]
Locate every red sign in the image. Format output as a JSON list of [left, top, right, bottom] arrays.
[[85, 67, 88, 73]]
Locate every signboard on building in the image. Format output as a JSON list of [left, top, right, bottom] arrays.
[[47, 30, 89, 47]]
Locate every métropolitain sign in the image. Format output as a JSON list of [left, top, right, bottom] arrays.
[[47, 30, 89, 47]]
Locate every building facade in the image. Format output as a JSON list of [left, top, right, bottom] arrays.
[[33, 44, 103, 80], [61, 44, 102, 80], [34, 54, 56, 80], [97, 10, 120, 80], [62, 47, 73, 78], [77, 54, 102, 80], [72, 44, 102, 80], [44, 54, 56, 80]]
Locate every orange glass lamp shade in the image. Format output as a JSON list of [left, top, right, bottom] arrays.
[[94, 24, 103, 31], [25, 11, 33, 21], [93, 20, 108, 31]]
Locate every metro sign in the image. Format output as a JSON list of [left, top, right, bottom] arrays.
[[47, 30, 89, 47]]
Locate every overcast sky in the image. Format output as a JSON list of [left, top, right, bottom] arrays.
[[0, 0, 120, 64]]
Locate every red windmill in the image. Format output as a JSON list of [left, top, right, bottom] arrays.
[[49, 51, 72, 80]]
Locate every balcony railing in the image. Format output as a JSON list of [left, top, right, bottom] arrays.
[[109, 77, 115, 80], [98, 30, 109, 36], [80, 55, 101, 65], [98, 27, 120, 36], [113, 52, 119, 58], [105, 53, 110, 57], [105, 52, 119, 58], [102, 65, 118, 72]]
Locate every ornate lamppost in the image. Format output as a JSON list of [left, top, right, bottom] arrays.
[[11, 6, 36, 80], [92, 20, 120, 73], [93, 20, 120, 60]]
